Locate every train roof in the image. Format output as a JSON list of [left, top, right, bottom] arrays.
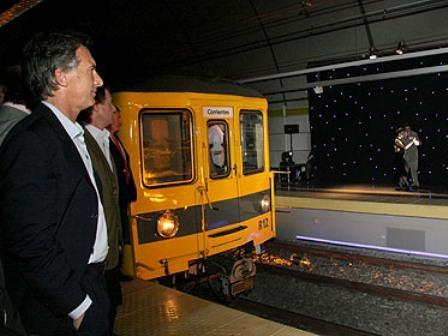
[[113, 75, 264, 98]]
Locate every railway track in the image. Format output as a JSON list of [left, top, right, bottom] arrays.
[[267, 240, 448, 275], [260, 240, 448, 308], [231, 297, 380, 336], [181, 240, 448, 335], [256, 262, 448, 309], [232, 239, 448, 335]]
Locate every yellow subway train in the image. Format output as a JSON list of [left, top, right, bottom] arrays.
[[113, 77, 275, 296]]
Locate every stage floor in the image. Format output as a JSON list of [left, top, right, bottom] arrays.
[[276, 183, 448, 206], [275, 183, 448, 220]]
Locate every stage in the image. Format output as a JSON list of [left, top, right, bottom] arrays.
[[276, 182, 448, 217], [274, 183, 448, 257]]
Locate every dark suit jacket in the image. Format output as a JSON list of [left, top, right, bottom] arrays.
[[0, 103, 100, 335], [84, 129, 121, 271], [403, 130, 421, 164], [109, 135, 137, 244], [0, 257, 26, 335]]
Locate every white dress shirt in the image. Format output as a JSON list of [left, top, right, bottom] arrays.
[[42, 101, 109, 320], [85, 124, 113, 171]]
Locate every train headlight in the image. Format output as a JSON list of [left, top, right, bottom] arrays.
[[260, 194, 270, 212], [157, 210, 180, 238]]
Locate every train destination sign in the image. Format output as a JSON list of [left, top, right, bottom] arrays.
[[203, 106, 233, 118]]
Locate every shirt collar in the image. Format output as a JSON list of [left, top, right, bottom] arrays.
[[85, 124, 110, 141], [3, 102, 32, 115], [42, 101, 84, 140]]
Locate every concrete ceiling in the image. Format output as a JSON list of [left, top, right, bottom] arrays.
[[0, 0, 447, 97]]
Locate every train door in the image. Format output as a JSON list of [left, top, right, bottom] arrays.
[[236, 109, 274, 237], [130, 108, 200, 278], [201, 105, 241, 254]]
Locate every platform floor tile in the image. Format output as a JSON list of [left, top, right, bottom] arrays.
[[115, 280, 315, 336]]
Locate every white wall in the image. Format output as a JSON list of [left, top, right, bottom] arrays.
[[268, 107, 311, 169]]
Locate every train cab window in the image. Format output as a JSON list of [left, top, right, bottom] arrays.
[[240, 110, 264, 174], [141, 110, 193, 186], [208, 121, 230, 178]]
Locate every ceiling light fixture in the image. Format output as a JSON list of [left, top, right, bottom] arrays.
[[313, 86, 323, 94], [395, 41, 407, 55], [369, 47, 378, 60]]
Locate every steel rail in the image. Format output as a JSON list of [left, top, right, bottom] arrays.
[[257, 262, 448, 309], [268, 240, 448, 275]]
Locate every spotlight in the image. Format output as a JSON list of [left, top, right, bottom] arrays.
[[368, 47, 378, 60], [313, 86, 323, 94], [395, 41, 407, 55], [302, 0, 312, 7]]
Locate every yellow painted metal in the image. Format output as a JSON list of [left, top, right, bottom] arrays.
[[113, 90, 275, 279]]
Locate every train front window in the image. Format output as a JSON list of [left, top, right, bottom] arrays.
[[208, 121, 230, 178], [141, 110, 193, 186], [240, 110, 264, 174]]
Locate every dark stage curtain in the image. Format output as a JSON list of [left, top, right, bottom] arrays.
[[307, 55, 448, 186]]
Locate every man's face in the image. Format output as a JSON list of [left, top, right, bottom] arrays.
[[109, 109, 122, 134], [65, 46, 103, 112], [95, 89, 116, 129]]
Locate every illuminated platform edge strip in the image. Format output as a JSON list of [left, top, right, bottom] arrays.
[[276, 196, 448, 220], [296, 235, 448, 259]]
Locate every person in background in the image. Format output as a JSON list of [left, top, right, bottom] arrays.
[[78, 86, 122, 335], [107, 106, 137, 256], [0, 31, 109, 335], [403, 124, 421, 189], [0, 64, 31, 147], [0, 64, 28, 336], [305, 148, 315, 182], [394, 127, 409, 190]]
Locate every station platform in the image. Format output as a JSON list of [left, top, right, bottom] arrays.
[[274, 184, 448, 257], [115, 279, 315, 336]]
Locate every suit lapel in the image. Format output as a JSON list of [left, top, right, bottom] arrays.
[[35, 103, 89, 186]]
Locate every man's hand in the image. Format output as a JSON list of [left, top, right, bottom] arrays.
[[73, 313, 85, 330]]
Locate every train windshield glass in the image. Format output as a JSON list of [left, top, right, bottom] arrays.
[[141, 110, 193, 186], [208, 121, 230, 178], [240, 110, 264, 174]]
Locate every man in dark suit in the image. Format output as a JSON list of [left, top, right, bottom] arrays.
[[78, 86, 123, 335], [0, 63, 27, 336], [107, 107, 137, 247], [403, 125, 421, 189], [0, 32, 109, 335]]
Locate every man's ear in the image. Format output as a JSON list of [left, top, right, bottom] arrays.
[[92, 102, 100, 113], [54, 68, 67, 87]]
